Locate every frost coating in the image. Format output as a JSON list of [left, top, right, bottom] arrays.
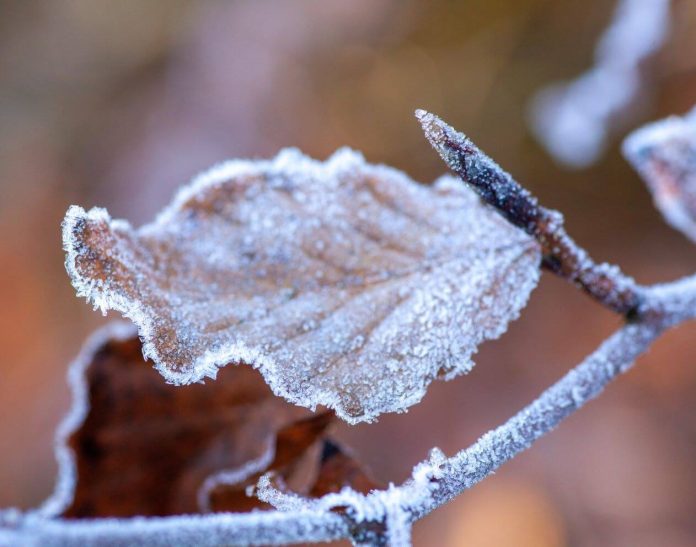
[[6, 272, 696, 545], [623, 106, 696, 242], [255, 445, 448, 546], [530, 0, 670, 168], [63, 148, 540, 423], [0, 509, 350, 547]]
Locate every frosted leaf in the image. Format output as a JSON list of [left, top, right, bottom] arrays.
[[623, 107, 696, 242], [38, 322, 136, 518], [39, 322, 329, 518], [63, 148, 541, 423], [202, 413, 336, 513]]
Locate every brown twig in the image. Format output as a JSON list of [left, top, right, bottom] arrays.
[[416, 109, 643, 317], [3, 273, 696, 546]]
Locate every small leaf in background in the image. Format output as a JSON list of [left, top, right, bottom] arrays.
[[623, 106, 696, 242], [201, 412, 333, 513], [63, 148, 541, 423], [308, 440, 382, 498], [43, 323, 336, 518], [206, 439, 381, 512]]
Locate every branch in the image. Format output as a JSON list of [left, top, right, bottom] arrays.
[[416, 109, 643, 317], [3, 115, 695, 547], [3, 275, 695, 547], [399, 275, 696, 522], [0, 508, 349, 547], [405, 322, 661, 519]]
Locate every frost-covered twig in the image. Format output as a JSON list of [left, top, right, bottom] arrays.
[[416, 109, 642, 316], [0, 507, 350, 547], [529, 0, 671, 167], [5, 109, 696, 546], [396, 275, 696, 524], [3, 274, 695, 546]]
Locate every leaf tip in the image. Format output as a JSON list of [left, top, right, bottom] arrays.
[[414, 108, 429, 122], [414, 108, 441, 142], [415, 110, 473, 175]]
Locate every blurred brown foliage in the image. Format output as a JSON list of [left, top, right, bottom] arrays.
[[2, 1, 696, 545], [63, 332, 329, 517]]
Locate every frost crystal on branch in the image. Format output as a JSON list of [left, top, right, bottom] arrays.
[[62, 148, 541, 423], [623, 106, 696, 242], [529, 0, 671, 167]]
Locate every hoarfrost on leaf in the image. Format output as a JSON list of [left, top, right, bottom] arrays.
[[623, 106, 696, 242], [63, 147, 541, 423]]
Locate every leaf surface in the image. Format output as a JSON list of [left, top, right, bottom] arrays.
[[43, 323, 332, 518], [63, 148, 540, 422], [623, 107, 696, 242]]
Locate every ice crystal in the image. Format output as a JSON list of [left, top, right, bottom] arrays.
[[623, 106, 696, 242], [255, 475, 310, 512], [530, 0, 670, 167], [1, 510, 351, 547], [256, 476, 414, 545], [63, 148, 540, 423]]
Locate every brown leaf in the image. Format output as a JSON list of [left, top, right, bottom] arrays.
[[623, 108, 696, 243], [62, 149, 541, 423], [43, 323, 332, 518], [207, 438, 381, 513], [204, 412, 333, 513], [309, 440, 382, 497]]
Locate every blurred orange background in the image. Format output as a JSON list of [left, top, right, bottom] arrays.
[[2, 1, 696, 545]]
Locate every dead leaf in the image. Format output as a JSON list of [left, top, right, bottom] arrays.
[[62, 148, 541, 423], [43, 323, 333, 518], [623, 107, 696, 242], [202, 412, 333, 513], [206, 438, 381, 512], [309, 439, 382, 497]]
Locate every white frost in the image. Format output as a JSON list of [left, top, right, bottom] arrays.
[[255, 445, 449, 547]]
